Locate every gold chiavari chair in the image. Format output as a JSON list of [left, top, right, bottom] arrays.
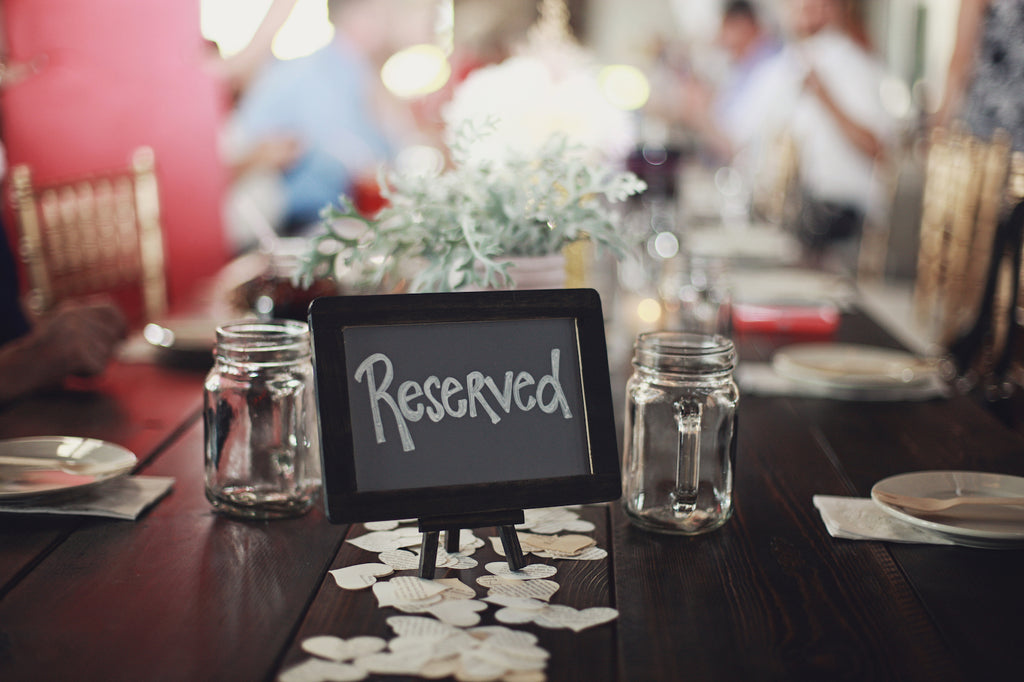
[[854, 153, 899, 283], [912, 127, 1010, 356], [997, 151, 1024, 393], [9, 147, 167, 326]]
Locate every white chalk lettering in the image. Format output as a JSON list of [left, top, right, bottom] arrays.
[[537, 349, 572, 417], [352, 349, 574, 451], [467, 371, 501, 424], [513, 371, 536, 411], [485, 371, 515, 413], [397, 380, 424, 422], [423, 376, 444, 422], [353, 353, 416, 452], [441, 377, 467, 418]]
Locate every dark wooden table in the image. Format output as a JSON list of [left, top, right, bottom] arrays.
[[2, 310, 1023, 682]]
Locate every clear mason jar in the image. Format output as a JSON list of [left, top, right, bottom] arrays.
[[622, 332, 739, 534], [203, 320, 319, 519]]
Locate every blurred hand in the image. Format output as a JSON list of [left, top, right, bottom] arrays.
[[0, 298, 127, 403], [35, 299, 127, 378]]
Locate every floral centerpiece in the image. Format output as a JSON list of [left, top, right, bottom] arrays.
[[298, 120, 645, 292]]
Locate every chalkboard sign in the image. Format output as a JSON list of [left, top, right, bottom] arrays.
[[308, 289, 621, 524]]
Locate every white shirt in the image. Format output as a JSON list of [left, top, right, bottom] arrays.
[[750, 29, 897, 216]]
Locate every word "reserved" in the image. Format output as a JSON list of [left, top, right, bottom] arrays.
[[353, 349, 573, 452]]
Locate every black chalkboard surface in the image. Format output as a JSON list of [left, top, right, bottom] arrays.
[[308, 288, 621, 524]]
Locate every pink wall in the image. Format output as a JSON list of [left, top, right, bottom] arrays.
[[2, 0, 229, 312]]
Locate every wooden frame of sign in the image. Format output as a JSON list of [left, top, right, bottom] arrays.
[[309, 288, 621, 575]]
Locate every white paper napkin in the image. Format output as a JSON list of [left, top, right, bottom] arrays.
[[0, 475, 174, 520], [813, 495, 955, 545], [738, 363, 951, 401]]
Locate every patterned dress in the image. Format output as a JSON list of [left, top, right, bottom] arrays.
[[961, 0, 1024, 151]]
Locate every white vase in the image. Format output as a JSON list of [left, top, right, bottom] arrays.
[[494, 253, 567, 290]]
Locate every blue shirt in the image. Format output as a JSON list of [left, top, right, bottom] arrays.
[[232, 37, 395, 225]]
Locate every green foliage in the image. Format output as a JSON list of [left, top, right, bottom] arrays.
[[299, 120, 646, 292]]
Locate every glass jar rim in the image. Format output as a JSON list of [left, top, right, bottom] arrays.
[[635, 331, 734, 356], [633, 331, 735, 374], [216, 319, 309, 353]]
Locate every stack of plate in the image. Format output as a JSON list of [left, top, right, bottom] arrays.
[[771, 343, 945, 399]]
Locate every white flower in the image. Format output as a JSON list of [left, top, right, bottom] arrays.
[[442, 55, 635, 167]]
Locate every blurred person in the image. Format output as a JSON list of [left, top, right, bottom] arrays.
[[934, 0, 1024, 153], [0, 142, 126, 403], [0, 295, 127, 404], [204, 0, 302, 106], [224, 0, 419, 250], [754, 0, 897, 271], [0, 4, 126, 403], [671, 0, 782, 165]]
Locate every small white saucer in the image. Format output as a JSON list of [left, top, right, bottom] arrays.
[[0, 436, 137, 501], [871, 471, 1024, 548]]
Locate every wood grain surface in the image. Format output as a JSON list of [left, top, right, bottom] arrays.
[[2, 310, 1023, 681]]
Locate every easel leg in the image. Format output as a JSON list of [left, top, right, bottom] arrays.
[[497, 525, 526, 571], [444, 527, 461, 553], [419, 530, 440, 579]]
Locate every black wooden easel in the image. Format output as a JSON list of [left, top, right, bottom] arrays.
[[416, 509, 526, 579]]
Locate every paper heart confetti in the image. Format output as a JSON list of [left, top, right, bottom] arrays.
[[482, 594, 548, 612], [445, 553, 479, 570], [424, 599, 488, 627], [434, 577, 476, 600], [301, 635, 386, 662], [353, 650, 433, 676], [533, 546, 608, 561], [484, 562, 557, 581], [346, 529, 421, 553], [454, 648, 507, 680], [534, 605, 619, 632], [362, 520, 400, 532], [294, 506, 614, 682], [386, 615, 461, 640], [501, 671, 547, 682], [494, 607, 538, 625], [485, 578, 560, 602], [561, 519, 597, 533], [328, 563, 394, 590], [516, 507, 588, 534], [372, 577, 447, 609], [378, 548, 460, 572], [489, 602, 619, 633], [490, 532, 605, 561], [517, 532, 595, 555], [474, 574, 511, 589]]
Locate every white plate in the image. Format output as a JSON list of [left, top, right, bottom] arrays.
[[0, 436, 137, 501], [871, 471, 1024, 548], [773, 343, 938, 390]]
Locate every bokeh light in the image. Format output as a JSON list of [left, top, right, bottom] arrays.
[[201, 0, 333, 61], [637, 298, 662, 324], [381, 44, 451, 98], [599, 64, 650, 111]]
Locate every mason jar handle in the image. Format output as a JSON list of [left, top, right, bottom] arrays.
[[672, 399, 702, 514]]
